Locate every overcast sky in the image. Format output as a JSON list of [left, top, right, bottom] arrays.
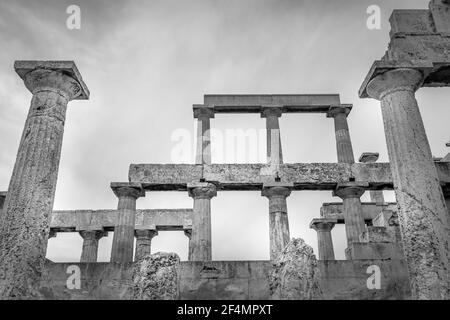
[[0, 0, 449, 262]]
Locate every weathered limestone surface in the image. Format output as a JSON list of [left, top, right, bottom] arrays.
[[0, 191, 6, 210], [365, 68, 450, 300], [132, 253, 180, 300], [327, 105, 354, 164], [110, 183, 145, 263], [0, 61, 89, 299], [262, 183, 292, 260], [269, 238, 323, 300], [188, 183, 217, 261], [50, 208, 193, 232], [321, 202, 397, 223], [130, 162, 450, 191]]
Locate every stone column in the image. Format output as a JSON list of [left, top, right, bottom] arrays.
[[110, 183, 145, 263], [184, 228, 193, 261], [359, 152, 385, 203], [79, 229, 107, 263], [134, 228, 158, 261], [366, 68, 449, 299], [327, 105, 355, 164], [333, 182, 368, 246], [261, 182, 293, 260], [194, 105, 214, 165], [261, 106, 283, 165], [309, 218, 337, 261], [187, 182, 217, 261], [0, 61, 89, 299]]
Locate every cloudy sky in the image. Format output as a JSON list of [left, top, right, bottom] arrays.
[[0, 0, 448, 262]]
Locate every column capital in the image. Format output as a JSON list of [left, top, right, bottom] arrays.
[[366, 68, 424, 101], [48, 230, 57, 239], [359, 152, 379, 163], [326, 104, 352, 118], [15, 60, 89, 101], [193, 105, 215, 119], [79, 229, 107, 241], [134, 228, 158, 239], [261, 105, 283, 118], [187, 182, 217, 199], [111, 182, 145, 199], [261, 182, 293, 198], [184, 228, 192, 239], [309, 218, 337, 232], [333, 182, 368, 199]]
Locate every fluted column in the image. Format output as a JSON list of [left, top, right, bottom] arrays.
[[194, 106, 214, 165], [327, 105, 355, 164], [0, 61, 89, 299], [188, 182, 217, 261], [261, 106, 283, 165], [79, 230, 107, 263], [110, 183, 145, 263], [134, 228, 158, 261], [366, 68, 449, 299], [261, 183, 293, 260], [310, 219, 337, 261], [333, 182, 367, 247], [359, 153, 385, 203], [184, 228, 193, 261]]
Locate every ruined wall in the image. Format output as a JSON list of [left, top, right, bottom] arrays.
[[40, 259, 410, 300]]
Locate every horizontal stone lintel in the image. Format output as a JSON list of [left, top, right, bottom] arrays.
[[128, 162, 450, 191], [50, 209, 193, 232], [201, 94, 342, 113], [321, 202, 398, 223]]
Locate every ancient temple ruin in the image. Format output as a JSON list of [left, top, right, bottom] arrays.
[[0, 0, 449, 300]]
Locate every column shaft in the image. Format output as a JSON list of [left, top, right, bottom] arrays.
[[196, 116, 211, 164], [134, 229, 157, 261], [310, 219, 336, 261], [367, 68, 450, 299], [0, 63, 88, 299], [265, 115, 283, 164], [79, 230, 105, 263], [188, 183, 216, 261], [342, 197, 366, 245], [334, 112, 354, 163]]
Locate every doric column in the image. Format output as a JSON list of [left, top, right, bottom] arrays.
[[187, 182, 217, 261], [327, 105, 355, 164], [79, 229, 107, 263], [309, 218, 337, 261], [359, 152, 385, 203], [184, 228, 193, 261], [134, 228, 158, 261], [0, 61, 89, 299], [194, 105, 214, 165], [110, 182, 145, 263], [261, 106, 283, 165], [366, 68, 449, 300], [333, 182, 368, 246], [261, 182, 293, 260]]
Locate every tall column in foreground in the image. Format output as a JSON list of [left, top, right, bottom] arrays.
[[110, 183, 145, 263], [194, 105, 214, 165], [333, 182, 368, 247], [262, 183, 293, 260], [327, 105, 355, 164], [0, 61, 89, 299], [366, 68, 449, 299], [310, 218, 337, 261], [188, 182, 217, 261], [79, 229, 107, 263], [261, 106, 283, 165], [359, 153, 385, 203]]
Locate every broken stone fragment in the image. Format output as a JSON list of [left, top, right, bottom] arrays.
[[132, 252, 180, 300], [269, 238, 323, 300]]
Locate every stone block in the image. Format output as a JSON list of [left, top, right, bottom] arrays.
[[346, 242, 403, 260], [359, 226, 397, 243]]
